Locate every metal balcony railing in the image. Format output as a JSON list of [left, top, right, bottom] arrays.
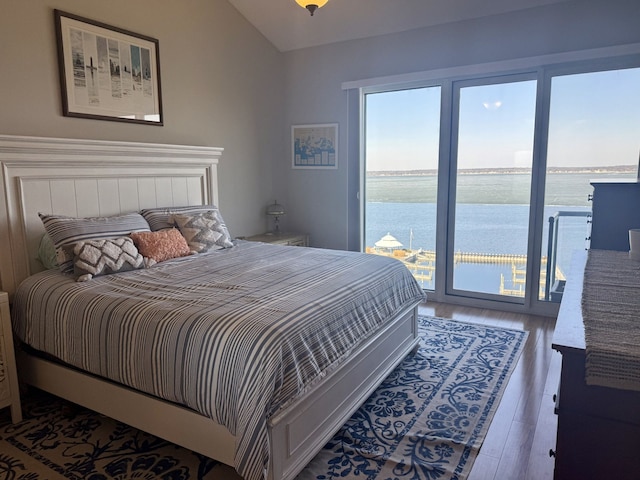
[[544, 210, 591, 302]]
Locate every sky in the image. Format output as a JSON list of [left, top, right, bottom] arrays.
[[365, 67, 640, 172]]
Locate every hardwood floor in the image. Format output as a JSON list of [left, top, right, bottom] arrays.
[[420, 301, 560, 480]]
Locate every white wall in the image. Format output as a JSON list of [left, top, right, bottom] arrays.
[[0, 0, 284, 238], [280, 0, 640, 250]]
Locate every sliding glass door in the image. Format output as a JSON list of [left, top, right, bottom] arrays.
[[364, 87, 441, 289], [449, 76, 538, 301], [540, 67, 640, 301], [361, 56, 640, 311]]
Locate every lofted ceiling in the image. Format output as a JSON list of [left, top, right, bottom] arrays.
[[228, 0, 572, 52]]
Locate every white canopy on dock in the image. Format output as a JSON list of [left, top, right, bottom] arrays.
[[375, 233, 403, 249]]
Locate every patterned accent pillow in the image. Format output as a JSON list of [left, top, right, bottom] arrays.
[[130, 229, 191, 263], [73, 237, 145, 282], [140, 205, 232, 240], [171, 211, 234, 252], [39, 212, 151, 273]]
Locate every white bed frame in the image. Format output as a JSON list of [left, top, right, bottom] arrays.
[[0, 134, 420, 480]]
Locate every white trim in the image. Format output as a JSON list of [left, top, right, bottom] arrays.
[[342, 42, 640, 91]]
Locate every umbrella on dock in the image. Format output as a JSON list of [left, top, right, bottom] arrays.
[[375, 233, 403, 250]]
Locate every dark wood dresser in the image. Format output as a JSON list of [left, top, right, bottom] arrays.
[[590, 180, 640, 251], [551, 251, 640, 479]]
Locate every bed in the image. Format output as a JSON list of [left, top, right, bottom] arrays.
[[0, 134, 425, 480]]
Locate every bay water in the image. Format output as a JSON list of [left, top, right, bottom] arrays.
[[365, 172, 627, 296]]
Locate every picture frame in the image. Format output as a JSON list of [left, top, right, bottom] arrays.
[[54, 10, 163, 125], [292, 123, 338, 169]]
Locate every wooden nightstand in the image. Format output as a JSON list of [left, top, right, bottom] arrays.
[[245, 232, 309, 247], [0, 292, 21, 423]]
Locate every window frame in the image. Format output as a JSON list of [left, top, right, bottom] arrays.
[[351, 48, 640, 316]]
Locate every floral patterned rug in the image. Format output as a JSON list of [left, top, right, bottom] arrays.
[[0, 316, 527, 480]]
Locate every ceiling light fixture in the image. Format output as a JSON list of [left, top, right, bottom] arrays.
[[295, 0, 328, 16]]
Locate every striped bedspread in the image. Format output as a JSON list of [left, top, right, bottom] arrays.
[[12, 241, 425, 480]]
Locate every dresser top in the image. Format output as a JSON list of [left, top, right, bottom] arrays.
[[552, 250, 587, 353]]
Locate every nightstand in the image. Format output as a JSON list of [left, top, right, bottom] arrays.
[[0, 292, 21, 423], [245, 232, 309, 247]]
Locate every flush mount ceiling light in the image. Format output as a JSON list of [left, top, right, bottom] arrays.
[[295, 0, 329, 16]]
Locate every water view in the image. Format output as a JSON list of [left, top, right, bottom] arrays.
[[365, 170, 631, 297], [363, 67, 640, 300]]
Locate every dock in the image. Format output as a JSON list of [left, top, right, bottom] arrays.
[[366, 246, 563, 297]]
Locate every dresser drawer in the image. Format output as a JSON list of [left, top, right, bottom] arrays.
[[554, 408, 640, 479], [558, 350, 640, 425]]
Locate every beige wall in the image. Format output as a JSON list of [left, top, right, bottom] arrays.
[[0, 0, 284, 237]]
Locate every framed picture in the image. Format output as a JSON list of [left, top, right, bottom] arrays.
[[54, 10, 163, 125], [292, 123, 338, 169]]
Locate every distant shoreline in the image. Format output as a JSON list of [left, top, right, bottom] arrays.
[[367, 166, 637, 177]]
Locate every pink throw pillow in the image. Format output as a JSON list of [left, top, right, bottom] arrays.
[[130, 229, 191, 263]]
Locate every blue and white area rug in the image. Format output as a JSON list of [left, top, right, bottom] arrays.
[[0, 316, 527, 480], [299, 316, 528, 480]]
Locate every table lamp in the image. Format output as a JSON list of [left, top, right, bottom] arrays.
[[266, 201, 285, 233]]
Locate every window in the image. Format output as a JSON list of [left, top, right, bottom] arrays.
[[540, 67, 640, 301], [364, 87, 441, 289], [450, 76, 537, 301], [360, 55, 640, 313]]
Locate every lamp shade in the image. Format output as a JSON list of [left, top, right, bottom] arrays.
[[295, 0, 328, 15], [266, 201, 285, 217]]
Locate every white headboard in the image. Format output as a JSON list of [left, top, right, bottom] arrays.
[[0, 135, 223, 298]]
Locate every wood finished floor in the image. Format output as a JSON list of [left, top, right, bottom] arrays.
[[420, 301, 559, 480]]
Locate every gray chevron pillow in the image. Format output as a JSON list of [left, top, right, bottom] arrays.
[[171, 210, 234, 253], [39, 212, 150, 273], [73, 237, 145, 282]]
